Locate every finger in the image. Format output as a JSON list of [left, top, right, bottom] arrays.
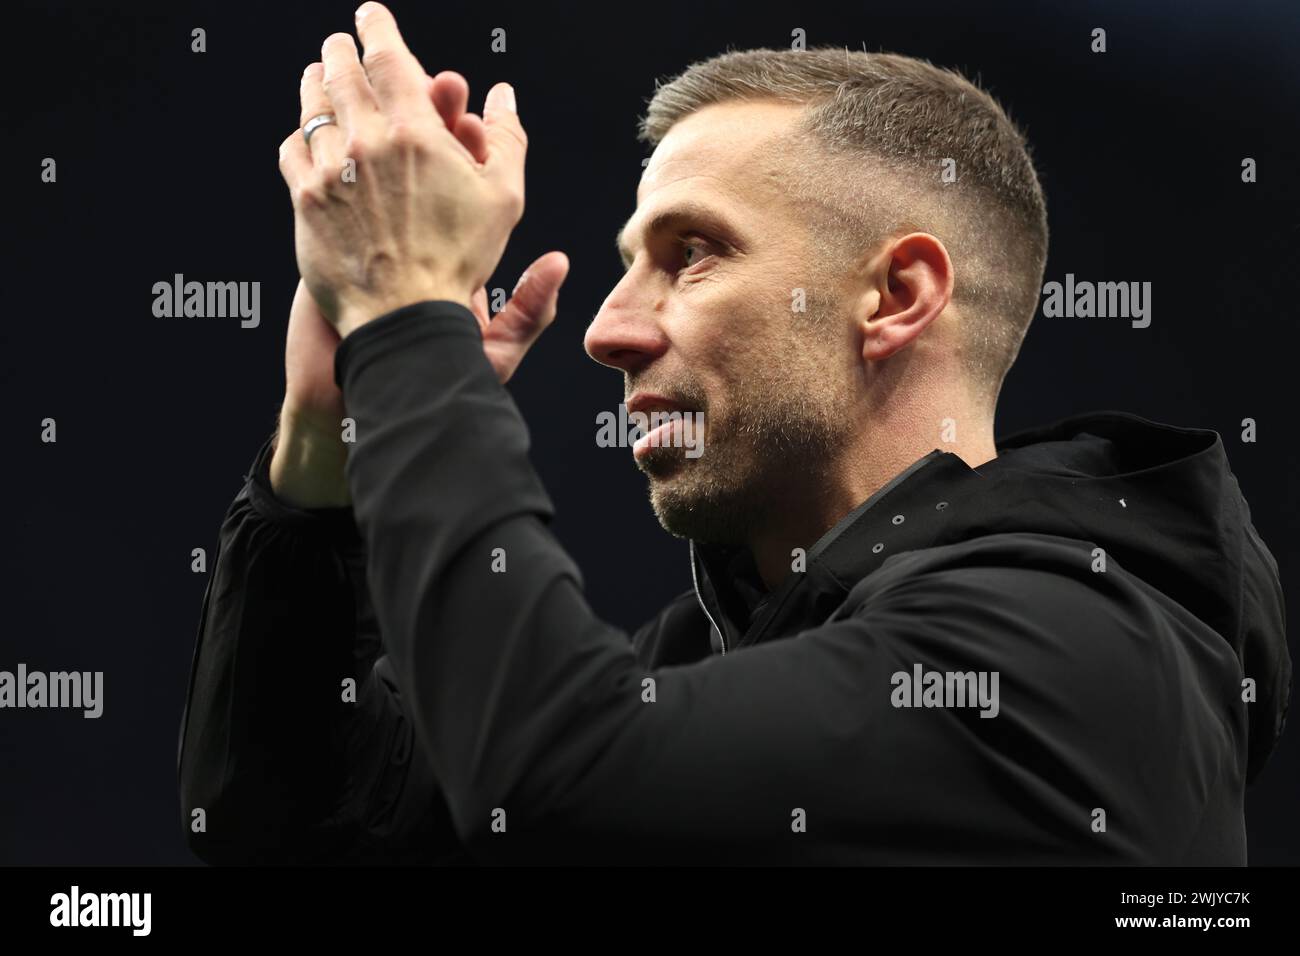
[[481, 82, 527, 199], [427, 71, 488, 162], [503, 251, 568, 326], [278, 129, 312, 193], [299, 62, 343, 169], [428, 71, 468, 128], [484, 251, 569, 382], [453, 113, 489, 164], [321, 33, 379, 136], [353, 2, 431, 120]]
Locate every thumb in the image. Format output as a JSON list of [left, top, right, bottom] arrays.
[[503, 251, 568, 325], [483, 251, 569, 383], [482, 82, 526, 198]]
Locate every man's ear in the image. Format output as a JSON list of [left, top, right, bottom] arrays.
[[858, 232, 954, 363]]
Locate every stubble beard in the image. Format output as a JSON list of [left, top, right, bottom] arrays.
[[640, 327, 856, 547]]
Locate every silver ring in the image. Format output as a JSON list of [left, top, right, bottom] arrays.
[[302, 113, 337, 147]]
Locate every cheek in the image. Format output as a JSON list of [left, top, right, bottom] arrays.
[[696, 310, 763, 403], [671, 273, 803, 410]]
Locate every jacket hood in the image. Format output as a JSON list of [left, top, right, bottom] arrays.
[[691, 409, 1291, 781]]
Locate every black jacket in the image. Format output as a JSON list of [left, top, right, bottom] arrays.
[[177, 300, 1291, 865]]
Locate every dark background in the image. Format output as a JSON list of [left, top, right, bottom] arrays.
[[3, 0, 1297, 864]]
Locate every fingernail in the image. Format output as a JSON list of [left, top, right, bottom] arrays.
[[355, 2, 375, 21], [512, 271, 530, 295], [488, 82, 514, 113]]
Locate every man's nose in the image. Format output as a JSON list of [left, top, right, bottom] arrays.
[[584, 284, 669, 373]]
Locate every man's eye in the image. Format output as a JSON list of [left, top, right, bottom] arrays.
[[680, 239, 709, 268]]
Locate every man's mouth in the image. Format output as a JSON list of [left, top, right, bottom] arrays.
[[626, 392, 689, 418], [625, 393, 705, 462]]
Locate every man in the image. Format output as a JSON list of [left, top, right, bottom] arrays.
[[177, 3, 1290, 864]]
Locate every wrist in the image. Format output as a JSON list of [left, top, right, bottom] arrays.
[[337, 290, 474, 338], [270, 402, 352, 508]]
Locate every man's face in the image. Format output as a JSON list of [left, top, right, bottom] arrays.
[[585, 101, 862, 546]]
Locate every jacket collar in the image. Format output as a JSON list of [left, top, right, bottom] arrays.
[[689, 447, 979, 654]]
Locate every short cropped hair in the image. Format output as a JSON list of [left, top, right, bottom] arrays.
[[639, 47, 1049, 408]]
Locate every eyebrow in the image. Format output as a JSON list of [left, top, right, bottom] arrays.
[[614, 200, 741, 269]]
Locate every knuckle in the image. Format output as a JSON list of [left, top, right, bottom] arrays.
[[385, 121, 422, 151], [322, 67, 359, 97], [496, 122, 528, 152], [343, 133, 368, 161], [503, 188, 525, 221], [362, 46, 400, 74], [277, 137, 296, 168], [295, 175, 329, 210]]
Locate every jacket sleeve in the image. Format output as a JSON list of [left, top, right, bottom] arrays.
[[177, 430, 464, 864], [339, 304, 1129, 863]]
